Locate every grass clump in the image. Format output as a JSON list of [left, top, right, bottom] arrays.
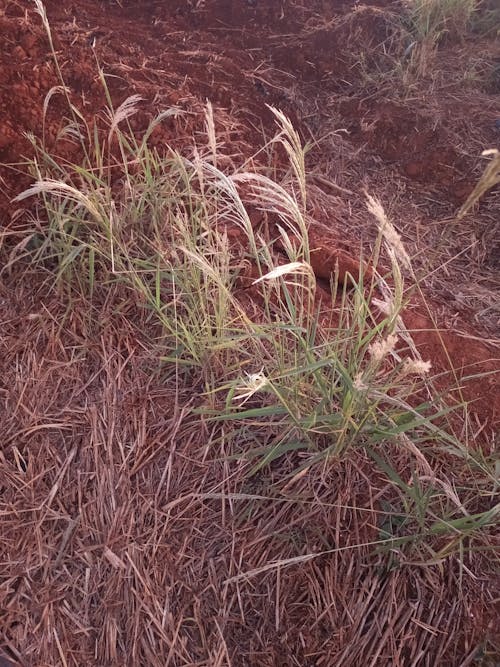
[[401, 0, 477, 75], [11, 77, 498, 567], [403, 0, 477, 44]]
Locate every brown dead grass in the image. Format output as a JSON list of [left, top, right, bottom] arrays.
[[1, 259, 499, 666]]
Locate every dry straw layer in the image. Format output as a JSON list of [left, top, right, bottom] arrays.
[[3, 113, 499, 666], [1, 274, 498, 666]]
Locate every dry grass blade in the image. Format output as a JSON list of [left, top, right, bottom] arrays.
[[13, 179, 103, 222], [107, 94, 143, 142], [456, 149, 500, 220]]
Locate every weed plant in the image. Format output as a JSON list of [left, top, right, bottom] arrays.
[[403, 0, 477, 44]]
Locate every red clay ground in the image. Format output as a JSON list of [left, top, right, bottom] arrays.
[[1, 1, 499, 665]]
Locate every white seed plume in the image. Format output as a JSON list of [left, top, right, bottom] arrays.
[[372, 296, 393, 317], [252, 261, 314, 284], [402, 358, 432, 376], [234, 369, 269, 405], [369, 333, 398, 363], [353, 372, 369, 392], [366, 194, 411, 270]]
